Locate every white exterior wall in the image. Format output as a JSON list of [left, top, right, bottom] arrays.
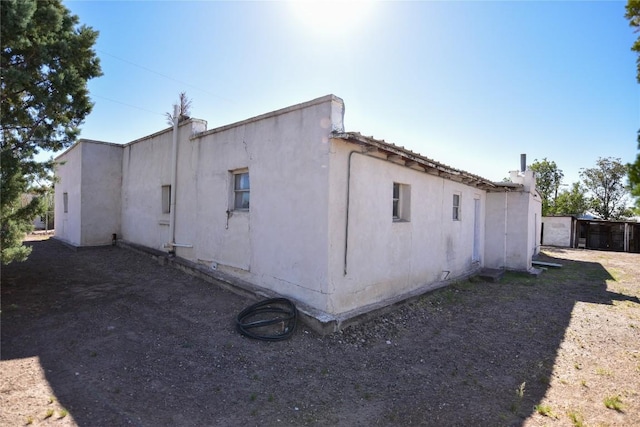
[[529, 192, 543, 257], [484, 191, 507, 269], [505, 191, 533, 270], [121, 128, 175, 250], [484, 170, 542, 271], [542, 216, 573, 247], [518, 171, 543, 266], [33, 215, 46, 230], [21, 194, 46, 230], [54, 140, 122, 246], [54, 143, 83, 246], [120, 96, 342, 312], [80, 143, 123, 245], [326, 141, 486, 314], [54, 95, 542, 320]]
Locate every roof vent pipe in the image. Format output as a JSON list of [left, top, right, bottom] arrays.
[[520, 154, 526, 173]]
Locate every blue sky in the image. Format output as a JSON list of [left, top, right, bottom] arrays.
[[58, 0, 639, 186]]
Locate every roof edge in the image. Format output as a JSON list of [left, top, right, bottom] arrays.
[[194, 94, 343, 139], [332, 131, 503, 190], [54, 138, 120, 161]]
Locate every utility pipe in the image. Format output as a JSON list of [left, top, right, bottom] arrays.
[[168, 105, 179, 253], [343, 150, 356, 275], [342, 148, 408, 275], [503, 190, 509, 269]]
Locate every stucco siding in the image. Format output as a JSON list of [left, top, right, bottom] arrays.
[[80, 143, 123, 246], [328, 144, 486, 314], [123, 97, 339, 312], [54, 143, 83, 246], [120, 130, 174, 250], [505, 192, 531, 270], [542, 216, 573, 247], [530, 194, 542, 257], [484, 191, 507, 269], [53, 95, 541, 322], [485, 186, 541, 271]]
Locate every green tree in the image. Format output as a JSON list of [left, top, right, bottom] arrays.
[[1, 0, 102, 263], [553, 182, 590, 216], [624, 1, 640, 211], [530, 158, 564, 216], [628, 131, 640, 213], [626, 0, 640, 82], [580, 157, 632, 220]]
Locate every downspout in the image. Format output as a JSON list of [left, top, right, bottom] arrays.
[[342, 148, 381, 275], [168, 105, 179, 254], [343, 150, 356, 275], [342, 147, 417, 275], [166, 106, 193, 252], [503, 190, 509, 269]]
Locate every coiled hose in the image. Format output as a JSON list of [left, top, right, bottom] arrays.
[[236, 298, 297, 341]]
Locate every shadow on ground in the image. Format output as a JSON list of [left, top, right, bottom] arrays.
[[2, 239, 638, 426]]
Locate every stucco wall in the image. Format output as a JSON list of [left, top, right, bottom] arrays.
[[80, 143, 123, 246], [120, 95, 341, 312], [54, 140, 124, 247], [505, 191, 533, 270], [484, 191, 507, 269], [542, 216, 573, 247], [530, 192, 542, 256], [326, 141, 486, 314], [55, 96, 542, 319], [120, 128, 174, 250], [484, 178, 541, 271], [54, 142, 83, 246]]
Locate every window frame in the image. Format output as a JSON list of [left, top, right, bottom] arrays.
[[161, 185, 171, 214], [392, 183, 400, 220], [452, 193, 461, 221], [232, 170, 250, 211], [392, 182, 410, 222]]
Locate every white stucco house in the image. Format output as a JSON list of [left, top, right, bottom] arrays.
[[54, 95, 541, 331]]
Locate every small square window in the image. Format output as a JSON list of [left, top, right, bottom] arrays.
[[453, 193, 461, 220], [162, 185, 171, 214], [233, 171, 250, 210], [63, 192, 68, 213]]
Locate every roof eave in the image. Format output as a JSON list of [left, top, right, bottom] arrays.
[[332, 131, 497, 190]]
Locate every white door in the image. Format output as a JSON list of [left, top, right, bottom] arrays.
[[473, 199, 481, 262]]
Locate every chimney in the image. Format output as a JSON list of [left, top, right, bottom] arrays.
[[520, 154, 526, 173]]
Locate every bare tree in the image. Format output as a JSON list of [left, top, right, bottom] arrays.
[[165, 92, 192, 126]]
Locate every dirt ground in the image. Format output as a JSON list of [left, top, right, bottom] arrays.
[[1, 236, 639, 426]]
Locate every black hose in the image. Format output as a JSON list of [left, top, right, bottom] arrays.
[[236, 298, 297, 341]]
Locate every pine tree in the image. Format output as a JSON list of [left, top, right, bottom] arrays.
[[625, 1, 640, 212], [1, 0, 102, 263]]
